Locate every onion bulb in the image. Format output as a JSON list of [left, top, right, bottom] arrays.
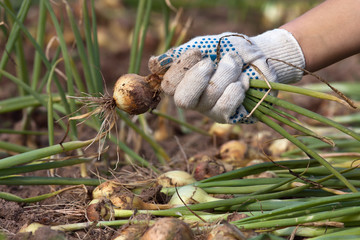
[[113, 224, 148, 240], [110, 193, 170, 210], [140, 217, 194, 240], [207, 222, 246, 240], [113, 73, 162, 115], [168, 185, 220, 206], [92, 180, 120, 199], [218, 140, 248, 167], [17, 223, 66, 240], [19, 223, 46, 234], [157, 170, 196, 188], [86, 199, 111, 221]]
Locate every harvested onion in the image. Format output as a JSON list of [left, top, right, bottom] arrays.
[[157, 170, 196, 188], [110, 192, 170, 210], [207, 222, 246, 240], [168, 185, 220, 206], [140, 217, 194, 240], [92, 180, 120, 199], [217, 140, 248, 167], [113, 224, 148, 240], [86, 199, 111, 221], [113, 73, 162, 115]]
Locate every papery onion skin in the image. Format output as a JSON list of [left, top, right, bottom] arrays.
[[140, 217, 194, 240], [157, 170, 196, 188], [92, 181, 120, 199], [113, 224, 148, 240], [207, 222, 246, 240]]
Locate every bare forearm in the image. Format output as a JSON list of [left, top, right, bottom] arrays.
[[280, 0, 360, 72]]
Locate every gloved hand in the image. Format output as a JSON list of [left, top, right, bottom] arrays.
[[148, 29, 305, 124]]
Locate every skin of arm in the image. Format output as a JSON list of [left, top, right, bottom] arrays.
[[280, 0, 360, 72]]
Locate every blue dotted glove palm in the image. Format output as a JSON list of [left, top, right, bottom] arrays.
[[148, 29, 305, 124]]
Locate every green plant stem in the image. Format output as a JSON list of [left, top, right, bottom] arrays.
[[82, 0, 102, 93], [47, 59, 63, 146], [245, 97, 333, 146], [0, 177, 102, 186], [0, 94, 61, 113], [0, 141, 32, 153], [65, 1, 95, 93], [236, 206, 360, 230], [197, 178, 293, 188], [134, 0, 152, 73], [274, 226, 345, 238], [308, 227, 360, 240], [45, 1, 77, 137], [128, 0, 146, 73], [0, 0, 31, 80], [15, 35, 29, 96], [90, 0, 102, 92], [0, 158, 92, 177], [198, 159, 319, 183], [234, 191, 360, 225], [247, 89, 360, 141], [175, 183, 311, 212], [0, 139, 93, 169], [245, 104, 357, 193], [202, 184, 291, 194], [31, 0, 46, 90], [249, 79, 348, 105]]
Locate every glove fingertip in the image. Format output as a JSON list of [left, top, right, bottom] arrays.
[[148, 54, 173, 75]]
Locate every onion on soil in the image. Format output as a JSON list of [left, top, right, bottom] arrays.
[[92, 180, 121, 199], [207, 222, 246, 240], [140, 217, 194, 240], [157, 170, 196, 187], [110, 192, 170, 210], [217, 140, 248, 167], [86, 198, 111, 221], [169, 185, 221, 206], [112, 224, 148, 240]]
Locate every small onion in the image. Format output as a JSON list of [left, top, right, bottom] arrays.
[[86, 198, 111, 221], [140, 217, 194, 240], [218, 140, 248, 167], [19, 223, 46, 234], [18, 223, 66, 240], [113, 73, 162, 115], [110, 193, 170, 210], [168, 185, 220, 206], [112, 224, 148, 240], [207, 222, 246, 240], [92, 180, 120, 199], [157, 170, 196, 188]]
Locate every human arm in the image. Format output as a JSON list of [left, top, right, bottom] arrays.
[[281, 0, 360, 72]]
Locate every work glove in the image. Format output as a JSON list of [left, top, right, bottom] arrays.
[[148, 29, 305, 124]]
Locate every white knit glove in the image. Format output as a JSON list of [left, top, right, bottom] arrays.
[[148, 29, 305, 124]]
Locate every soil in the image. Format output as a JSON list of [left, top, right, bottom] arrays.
[[1, 1, 359, 240]]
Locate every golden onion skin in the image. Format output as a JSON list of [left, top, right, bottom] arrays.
[[113, 73, 161, 115], [140, 217, 194, 240]]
